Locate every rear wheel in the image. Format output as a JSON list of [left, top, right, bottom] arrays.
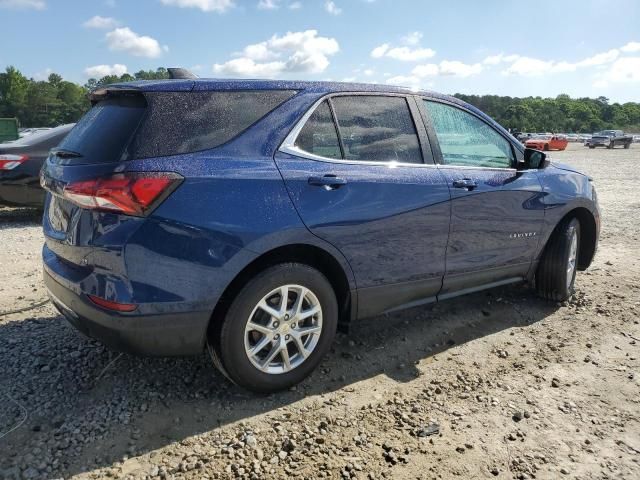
[[543, 144, 549, 151], [607, 141, 614, 149], [209, 263, 338, 393], [536, 218, 580, 302], [624, 142, 630, 149]]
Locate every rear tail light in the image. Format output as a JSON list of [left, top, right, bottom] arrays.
[[62, 172, 182, 216], [0, 154, 28, 170], [88, 295, 137, 312]]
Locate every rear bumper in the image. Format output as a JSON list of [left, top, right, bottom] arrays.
[[44, 268, 210, 356]]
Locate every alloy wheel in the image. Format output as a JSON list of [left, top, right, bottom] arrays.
[[566, 230, 578, 290], [244, 285, 323, 374]]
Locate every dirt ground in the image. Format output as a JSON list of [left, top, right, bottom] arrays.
[[1, 143, 639, 480]]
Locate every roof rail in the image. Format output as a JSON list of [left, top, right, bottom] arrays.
[[167, 68, 199, 80]]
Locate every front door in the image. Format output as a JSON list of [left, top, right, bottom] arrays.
[[420, 98, 544, 297], [276, 94, 451, 317]]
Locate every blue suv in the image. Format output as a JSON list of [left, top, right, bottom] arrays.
[[41, 79, 600, 392]]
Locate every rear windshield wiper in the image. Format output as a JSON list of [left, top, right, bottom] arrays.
[[51, 148, 83, 159]]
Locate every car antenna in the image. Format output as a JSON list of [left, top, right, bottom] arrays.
[[167, 68, 199, 80]]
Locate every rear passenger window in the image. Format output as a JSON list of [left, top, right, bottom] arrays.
[[331, 96, 422, 164], [294, 100, 341, 159], [424, 100, 513, 168], [128, 90, 296, 158]]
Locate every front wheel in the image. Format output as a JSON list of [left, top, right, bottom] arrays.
[[536, 218, 580, 302], [624, 142, 630, 149], [210, 263, 338, 393]]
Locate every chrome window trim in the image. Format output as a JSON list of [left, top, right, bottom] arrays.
[[279, 92, 517, 172]]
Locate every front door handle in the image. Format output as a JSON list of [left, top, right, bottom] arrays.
[[452, 178, 477, 191], [308, 175, 347, 189]]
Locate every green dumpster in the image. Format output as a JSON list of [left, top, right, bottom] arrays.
[[0, 118, 19, 143]]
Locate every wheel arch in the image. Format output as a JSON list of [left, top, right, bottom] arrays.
[[207, 243, 355, 343], [543, 207, 598, 271]]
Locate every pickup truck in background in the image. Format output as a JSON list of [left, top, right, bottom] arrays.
[[585, 130, 633, 149]]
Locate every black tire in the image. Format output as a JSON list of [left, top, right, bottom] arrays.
[[624, 142, 630, 149], [543, 144, 549, 151], [588, 145, 595, 149], [209, 263, 338, 393], [607, 141, 614, 149], [536, 218, 580, 302]]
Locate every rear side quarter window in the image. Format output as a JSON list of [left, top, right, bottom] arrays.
[[129, 90, 296, 158]]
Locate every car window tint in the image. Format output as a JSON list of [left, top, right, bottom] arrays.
[[294, 100, 341, 159], [331, 96, 422, 164], [129, 90, 296, 158], [424, 100, 513, 168], [57, 95, 146, 164]]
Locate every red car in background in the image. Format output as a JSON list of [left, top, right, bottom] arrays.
[[525, 134, 569, 151]]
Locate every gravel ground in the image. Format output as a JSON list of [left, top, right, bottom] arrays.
[[1, 143, 639, 480]]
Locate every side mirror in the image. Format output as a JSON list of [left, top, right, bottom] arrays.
[[520, 148, 549, 170]]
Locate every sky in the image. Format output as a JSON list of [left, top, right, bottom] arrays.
[[1, 0, 639, 102]]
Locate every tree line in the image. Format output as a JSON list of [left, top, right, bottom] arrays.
[[1, 66, 639, 133]]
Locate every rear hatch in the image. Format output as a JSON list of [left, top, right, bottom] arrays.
[[42, 92, 144, 241], [40, 90, 183, 273]]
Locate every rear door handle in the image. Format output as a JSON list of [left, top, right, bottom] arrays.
[[452, 178, 477, 190], [308, 175, 347, 189]]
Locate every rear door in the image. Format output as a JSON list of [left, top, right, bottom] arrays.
[[276, 94, 451, 317], [418, 98, 544, 297]]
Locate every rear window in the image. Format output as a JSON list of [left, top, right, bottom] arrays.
[[57, 95, 146, 164], [58, 90, 296, 163], [128, 90, 297, 158]]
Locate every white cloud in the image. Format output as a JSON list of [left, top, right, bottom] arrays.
[[576, 48, 619, 67], [621, 41, 640, 53], [502, 56, 553, 76], [159, 0, 234, 12], [371, 44, 436, 62], [438, 60, 482, 77], [214, 30, 339, 77], [482, 53, 520, 65], [213, 58, 286, 77], [494, 45, 627, 76], [0, 0, 45, 9], [371, 34, 435, 62], [288, 1, 301, 8], [593, 57, 640, 87], [412, 63, 439, 77], [83, 15, 119, 29], [106, 27, 167, 58], [401, 31, 423, 46], [363, 68, 374, 76], [411, 61, 482, 78], [385, 75, 422, 90], [84, 64, 128, 78], [257, 0, 278, 9], [371, 44, 389, 58], [325, 0, 341, 15]]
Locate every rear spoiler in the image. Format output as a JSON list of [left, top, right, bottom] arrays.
[[88, 87, 142, 104], [87, 68, 198, 103]]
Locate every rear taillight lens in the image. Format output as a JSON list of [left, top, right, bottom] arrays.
[[62, 172, 182, 216], [0, 154, 28, 170]]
